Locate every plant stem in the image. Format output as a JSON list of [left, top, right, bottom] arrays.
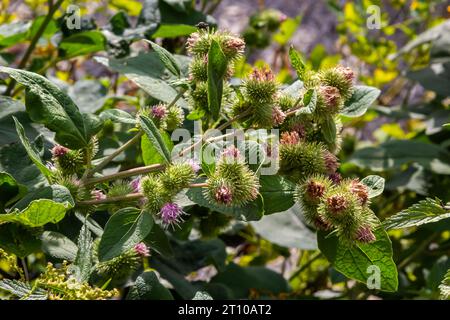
[[4, 0, 64, 96], [20, 258, 29, 282], [78, 183, 207, 205], [83, 163, 165, 187], [289, 252, 321, 281], [87, 131, 144, 178]]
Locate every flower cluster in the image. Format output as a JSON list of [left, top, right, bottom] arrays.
[[139, 102, 184, 131], [141, 163, 197, 228], [296, 175, 377, 244]]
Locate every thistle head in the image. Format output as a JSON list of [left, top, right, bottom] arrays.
[[91, 189, 106, 201], [272, 106, 286, 126], [214, 183, 234, 205], [326, 194, 348, 214], [51, 145, 69, 158], [151, 103, 168, 120], [244, 66, 278, 103], [318, 85, 341, 111], [134, 242, 150, 257], [160, 202, 185, 228], [189, 55, 208, 82], [349, 179, 369, 205], [141, 176, 165, 212], [355, 225, 376, 243], [280, 131, 300, 145], [165, 106, 184, 131], [320, 66, 355, 100], [130, 176, 142, 193], [335, 65, 355, 84], [159, 163, 196, 196], [187, 29, 244, 61], [221, 145, 241, 160], [324, 151, 339, 174]]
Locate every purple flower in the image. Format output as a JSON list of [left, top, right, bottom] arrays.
[[130, 176, 142, 193], [328, 172, 342, 185], [355, 225, 376, 243], [215, 185, 233, 205], [221, 145, 240, 158], [272, 106, 286, 126], [134, 242, 150, 257], [187, 159, 201, 174], [51, 145, 69, 158], [160, 202, 185, 228], [151, 104, 167, 120], [91, 189, 106, 200]]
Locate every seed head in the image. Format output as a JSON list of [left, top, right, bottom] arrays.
[[324, 151, 339, 174], [350, 179, 369, 205]]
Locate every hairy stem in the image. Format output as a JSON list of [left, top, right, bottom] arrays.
[[83, 163, 165, 187], [87, 131, 144, 177], [4, 0, 64, 95]]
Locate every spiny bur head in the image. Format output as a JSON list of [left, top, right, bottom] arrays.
[[141, 175, 165, 212], [324, 151, 339, 174], [189, 55, 208, 82], [317, 85, 342, 114], [349, 179, 369, 206], [51, 145, 69, 158], [189, 81, 209, 111], [279, 141, 328, 176], [187, 29, 245, 61], [159, 163, 196, 197], [206, 178, 234, 206], [165, 106, 184, 131], [320, 65, 355, 100], [277, 94, 295, 112], [96, 248, 140, 281], [55, 149, 85, 176], [243, 66, 278, 104], [272, 106, 286, 126]]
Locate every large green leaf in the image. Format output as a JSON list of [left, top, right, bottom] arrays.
[[383, 198, 450, 230], [100, 109, 136, 125], [0, 172, 26, 211], [0, 21, 30, 49], [207, 40, 228, 120], [0, 199, 70, 227], [139, 115, 172, 163], [0, 279, 47, 300], [59, 31, 106, 58], [94, 53, 187, 107], [145, 40, 180, 77], [127, 271, 174, 300], [40, 231, 78, 261], [0, 67, 88, 149], [152, 24, 197, 38], [259, 175, 295, 214], [318, 227, 398, 292], [350, 140, 450, 175], [341, 85, 380, 117], [13, 117, 52, 179], [98, 208, 154, 262], [251, 204, 317, 250], [141, 132, 173, 165], [12, 185, 75, 211]]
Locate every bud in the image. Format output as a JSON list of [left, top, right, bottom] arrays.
[[272, 106, 286, 126], [165, 106, 184, 131], [91, 189, 106, 201], [326, 194, 348, 214], [320, 66, 355, 100], [134, 242, 150, 257], [130, 176, 142, 193], [187, 29, 245, 61], [336, 65, 355, 84], [189, 56, 208, 82], [160, 202, 185, 228], [324, 151, 339, 174], [279, 141, 328, 176], [54, 149, 85, 176], [141, 176, 165, 212], [159, 163, 196, 197], [244, 67, 278, 104], [355, 225, 376, 243], [51, 145, 69, 158], [349, 179, 369, 205], [318, 85, 341, 111], [280, 131, 300, 145], [96, 247, 140, 281]]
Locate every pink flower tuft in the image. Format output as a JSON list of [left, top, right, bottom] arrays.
[[187, 159, 201, 174], [130, 176, 142, 193], [134, 242, 150, 257], [319, 85, 341, 109], [91, 189, 106, 201], [355, 225, 376, 243], [272, 107, 286, 126], [324, 151, 339, 174], [160, 202, 184, 227], [215, 185, 233, 205], [151, 104, 167, 120], [51, 145, 69, 158]]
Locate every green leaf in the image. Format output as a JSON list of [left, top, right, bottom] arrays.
[[383, 198, 450, 230], [0, 67, 88, 149], [251, 204, 318, 250], [94, 53, 187, 107], [141, 132, 173, 166], [289, 46, 306, 80], [139, 115, 172, 164], [211, 263, 290, 299], [144, 223, 173, 256], [350, 140, 450, 175], [440, 268, 450, 300], [341, 85, 380, 117], [0, 21, 30, 49], [0, 172, 26, 211], [0, 199, 70, 227], [273, 16, 301, 46], [145, 40, 180, 77], [127, 271, 174, 300], [40, 231, 78, 261], [361, 175, 385, 198], [13, 117, 52, 179], [0, 279, 47, 300], [59, 31, 106, 59], [0, 224, 41, 258], [12, 185, 75, 211], [321, 115, 336, 144], [73, 222, 94, 282], [152, 24, 197, 38], [99, 109, 137, 125], [207, 40, 228, 120], [98, 208, 154, 262], [318, 227, 398, 292], [297, 88, 316, 114], [259, 175, 295, 214]]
